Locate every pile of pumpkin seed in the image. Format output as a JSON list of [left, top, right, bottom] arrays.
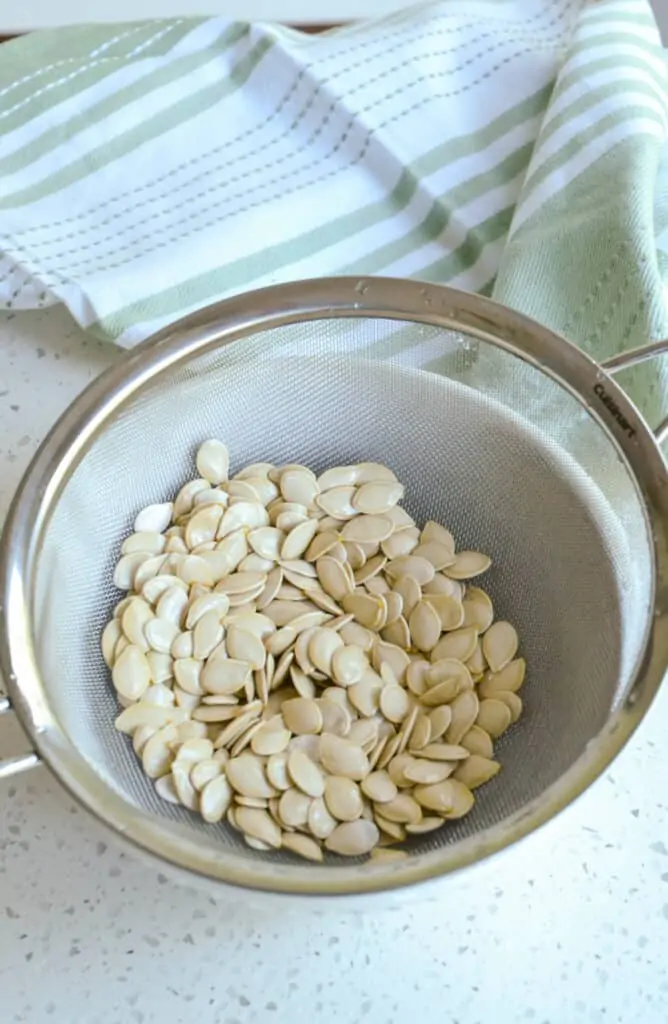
[[103, 440, 526, 862]]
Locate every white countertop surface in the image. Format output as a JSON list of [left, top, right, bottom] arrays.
[[1, 305, 668, 1023]]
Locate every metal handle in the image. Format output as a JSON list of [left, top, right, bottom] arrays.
[[0, 693, 41, 779], [600, 338, 668, 444]]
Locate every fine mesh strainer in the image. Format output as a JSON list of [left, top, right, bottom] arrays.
[[1, 277, 667, 900]]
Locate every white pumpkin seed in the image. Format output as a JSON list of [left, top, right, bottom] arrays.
[[190, 759, 222, 791], [200, 774, 233, 822], [325, 819, 379, 856], [112, 644, 151, 702], [141, 725, 178, 778], [278, 788, 312, 828], [282, 697, 323, 735], [421, 521, 455, 551], [428, 704, 453, 741], [185, 505, 224, 549], [330, 644, 367, 686], [444, 550, 492, 580], [409, 600, 442, 653], [319, 735, 370, 780], [279, 518, 319, 561], [461, 586, 494, 632], [114, 552, 150, 590], [201, 658, 251, 695], [317, 485, 358, 519], [478, 657, 526, 697], [411, 541, 456, 570], [446, 691, 480, 744], [460, 725, 494, 758], [342, 592, 385, 630], [155, 585, 189, 627], [155, 773, 181, 805], [341, 515, 393, 544], [324, 776, 363, 821], [226, 754, 276, 799], [307, 797, 338, 839], [316, 556, 354, 603], [195, 439, 230, 485], [134, 502, 173, 534], [476, 698, 513, 738], [288, 749, 325, 798], [309, 627, 344, 675], [494, 689, 523, 723], [453, 755, 501, 789], [385, 555, 435, 586], [360, 771, 397, 803], [280, 469, 319, 507], [282, 832, 323, 861], [431, 627, 478, 664], [482, 621, 519, 673], [379, 685, 411, 724]]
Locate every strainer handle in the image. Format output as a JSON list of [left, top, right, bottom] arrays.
[[0, 695, 41, 779], [600, 338, 668, 444]]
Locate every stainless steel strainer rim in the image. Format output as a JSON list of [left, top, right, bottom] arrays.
[[1, 276, 667, 899]]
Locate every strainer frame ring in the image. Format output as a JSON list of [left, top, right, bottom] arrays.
[[1, 276, 667, 899]]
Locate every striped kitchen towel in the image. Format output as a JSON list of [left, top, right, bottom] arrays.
[[0, 0, 667, 426]]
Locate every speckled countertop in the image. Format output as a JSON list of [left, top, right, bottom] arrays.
[[1, 307, 668, 1024]]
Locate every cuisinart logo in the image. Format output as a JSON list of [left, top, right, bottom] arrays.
[[593, 383, 636, 438]]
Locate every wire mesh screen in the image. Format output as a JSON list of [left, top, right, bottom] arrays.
[[31, 315, 653, 876]]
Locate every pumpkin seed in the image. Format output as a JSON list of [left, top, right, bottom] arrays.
[[431, 627, 478, 664], [324, 776, 363, 821], [342, 592, 386, 630], [420, 677, 460, 707], [196, 439, 229, 485], [288, 749, 325, 798], [325, 819, 379, 856], [494, 690, 523, 723], [374, 815, 406, 842], [315, 698, 350, 737], [461, 586, 494, 632], [444, 551, 492, 580], [379, 685, 411, 724], [478, 657, 526, 697], [482, 620, 519, 672], [445, 690, 480, 744], [428, 704, 452, 740], [453, 754, 501, 789], [460, 725, 494, 758], [476, 698, 513, 737], [226, 754, 277, 799], [281, 831, 323, 861], [407, 714, 431, 751], [200, 774, 233, 822], [155, 773, 181, 805], [134, 502, 173, 534], [112, 644, 151, 702], [278, 788, 312, 828], [409, 600, 441, 652], [201, 658, 251, 695], [190, 758, 222, 791], [319, 735, 370, 780], [281, 697, 323, 735], [405, 817, 445, 834], [378, 793, 422, 825], [341, 515, 393, 545], [281, 518, 319, 561]]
